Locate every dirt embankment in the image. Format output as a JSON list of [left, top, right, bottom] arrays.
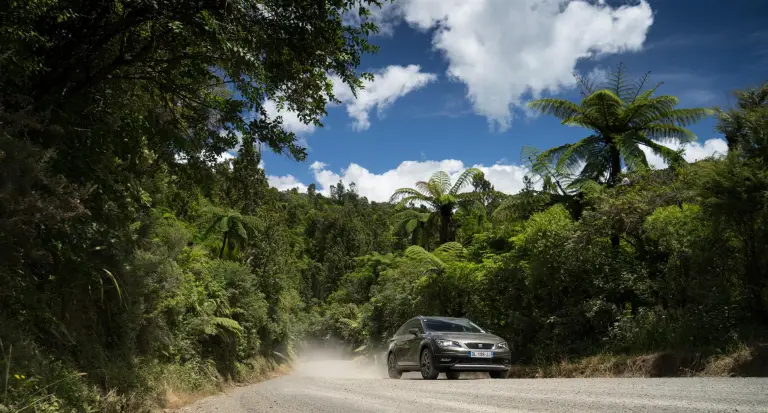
[[507, 343, 768, 378]]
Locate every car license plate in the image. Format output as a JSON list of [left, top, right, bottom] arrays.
[[470, 351, 493, 358]]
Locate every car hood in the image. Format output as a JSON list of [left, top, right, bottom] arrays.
[[430, 332, 504, 344]]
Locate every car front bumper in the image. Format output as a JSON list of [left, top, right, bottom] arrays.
[[432, 349, 511, 372]]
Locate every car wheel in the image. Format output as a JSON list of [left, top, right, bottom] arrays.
[[488, 371, 507, 379], [387, 353, 402, 379], [446, 371, 460, 380], [420, 348, 439, 380]]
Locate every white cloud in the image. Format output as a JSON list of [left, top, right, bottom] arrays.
[[310, 161, 328, 170], [333, 65, 437, 131], [389, 0, 653, 130], [642, 138, 728, 169], [267, 174, 308, 192], [283, 159, 529, 202], [217, 151, 236, 163], [343, 1, 402, 36], [263, 65, 436, 135], [586, 66, 609, 85], [262, 100, 316, 135]]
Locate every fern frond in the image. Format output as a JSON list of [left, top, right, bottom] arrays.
[[634, 135, 686, 168], [429, 171, 452, 196], [643, 124, 696, 141], [615, 134, 649, 171], [211, 317, 243, 336], [661, 107, 713, 127], [606, 62, 635, 102], [556, 135, 603, 172], [450, 168, 482, 195], [528, 98, 582, 121], [414, 181, 434, 197], [627, 71, 653, 103], [433, 241, 466, 262], [390, 188, 430, 204], [404, 246, 444, 268]]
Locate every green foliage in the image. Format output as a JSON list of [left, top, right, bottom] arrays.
[[1, 0, 390, 408], [317, 86, 768, 364], [2, 7, 767, 406]]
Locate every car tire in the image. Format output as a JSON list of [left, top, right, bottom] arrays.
[[488, 371, 507, 379], [387, 353, 402, 379], [446, 371, 461, 380], [420, 348, 439, 380]]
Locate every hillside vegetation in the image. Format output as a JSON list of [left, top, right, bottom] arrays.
[[1, 1, 768, 412]]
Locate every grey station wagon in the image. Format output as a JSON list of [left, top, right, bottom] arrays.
[[387, 316, 511, 380]]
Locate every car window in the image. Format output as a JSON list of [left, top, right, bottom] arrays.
[[423, 319, 484, 333], [404, 319, 423, 333], [394, 319, 416, 336]]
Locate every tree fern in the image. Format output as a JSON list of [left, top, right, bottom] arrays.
[[390, 169, 483, 244], [528, 63, 712, 187], [211, 317, 243, 337], [432, 242, 466, 262], [202, 207, 260, 260], [404, 245, 445, 269]]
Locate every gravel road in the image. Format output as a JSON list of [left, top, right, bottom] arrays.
[[175, 360, 768, 413]]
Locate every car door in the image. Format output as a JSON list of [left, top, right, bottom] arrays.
[[392, 323, 410, 366], [402, 319, 424, 366]]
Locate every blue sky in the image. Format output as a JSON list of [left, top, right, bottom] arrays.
[[256, 0, 768, 201]]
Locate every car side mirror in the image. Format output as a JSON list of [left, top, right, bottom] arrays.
[[408, 327, 419, 336]]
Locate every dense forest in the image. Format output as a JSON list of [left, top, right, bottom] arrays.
[[1, 1, 767, 412]]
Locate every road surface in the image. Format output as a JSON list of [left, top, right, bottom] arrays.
[[175, 360, 768, 413]]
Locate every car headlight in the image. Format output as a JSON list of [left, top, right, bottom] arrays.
[[496, 342, 509, 349], [436, 339, 462, 349]]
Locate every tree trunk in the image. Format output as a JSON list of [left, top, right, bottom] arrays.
[[219, 230, 229, 259], [607, 143, 622, 188], [439, 210, 452, 244], [608, 143, 622, 248]]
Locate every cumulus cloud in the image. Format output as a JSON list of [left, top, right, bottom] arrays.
[[262, 100, 317, 135], [642, 138, 728, 169], [263, 65, 436, 135], [215, 151, 236, 164], [389, 0, 653, 130], [267, 174, 309, 192], [278, 159, 529, 202], [332, 65, 437, 131], [343, 1, 402, 36]]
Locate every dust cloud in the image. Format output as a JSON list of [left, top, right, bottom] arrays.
[[292, 341, 491, 380], [292, 343, 388, 379]]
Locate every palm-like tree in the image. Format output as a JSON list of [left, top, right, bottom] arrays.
[[203, 207, 260, 259], [528, 63, 712, 187], [390, 168, 483, 244]]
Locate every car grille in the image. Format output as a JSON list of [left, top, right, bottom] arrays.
[[465, 342, 494, 349]]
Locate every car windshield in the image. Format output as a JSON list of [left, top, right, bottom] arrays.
[[423, 319, 484, 333]]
